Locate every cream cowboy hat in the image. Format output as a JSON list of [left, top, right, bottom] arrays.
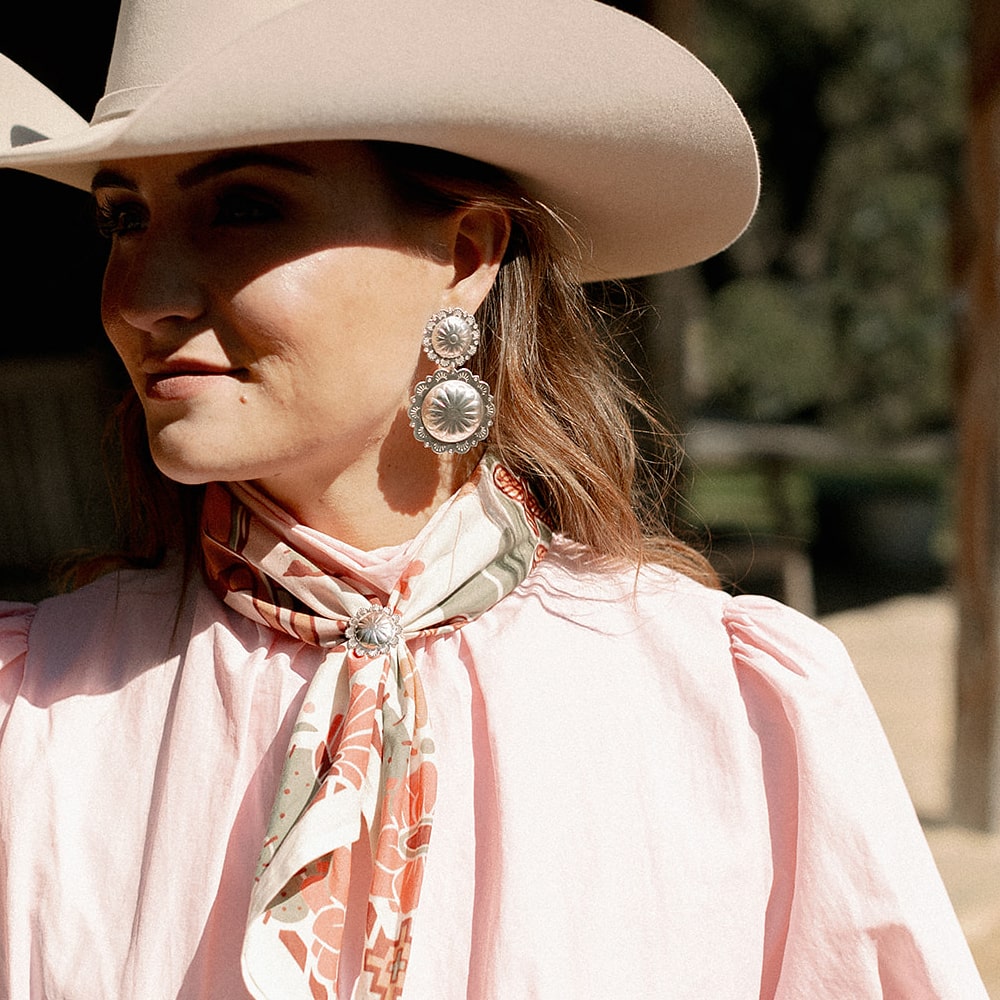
[[0, 0, 759, 280]]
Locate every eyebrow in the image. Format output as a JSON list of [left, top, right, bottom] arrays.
[[90, 149, 317, 193]]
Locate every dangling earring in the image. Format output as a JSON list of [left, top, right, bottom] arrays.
[[409, 307, 495, 454]]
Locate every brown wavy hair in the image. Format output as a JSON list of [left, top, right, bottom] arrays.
[[76, 141, 716, 587]]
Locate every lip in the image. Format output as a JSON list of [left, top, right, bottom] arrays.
[[142, 360, 246, 401]]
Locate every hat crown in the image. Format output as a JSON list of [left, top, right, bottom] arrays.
[[95, 0, 305, 123], [0, 0, 759, 278]]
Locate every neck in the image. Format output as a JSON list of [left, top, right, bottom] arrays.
[[252, 432, 466, 550]]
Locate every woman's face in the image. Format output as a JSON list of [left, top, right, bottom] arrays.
[[96, 141, 493, 535]]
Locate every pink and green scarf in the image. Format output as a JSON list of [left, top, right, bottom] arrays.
[[201, 455, 550, 999]]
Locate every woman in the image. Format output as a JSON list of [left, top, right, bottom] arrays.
[[0, 1, 987, 998]]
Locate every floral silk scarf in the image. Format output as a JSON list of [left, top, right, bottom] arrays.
[[200, 455, 550, 1000]]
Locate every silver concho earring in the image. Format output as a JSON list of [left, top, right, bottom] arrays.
[[409, 308, 495, 454]]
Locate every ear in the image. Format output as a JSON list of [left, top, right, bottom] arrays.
[[443, 206, 511, 312]]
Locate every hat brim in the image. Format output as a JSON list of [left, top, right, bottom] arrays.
[[0, 0, 759, 280]]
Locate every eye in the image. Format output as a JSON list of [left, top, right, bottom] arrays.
[[93, 197, 147, 239], [213, 188, 282, 226]]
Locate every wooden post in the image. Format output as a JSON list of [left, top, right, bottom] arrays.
[[953, 0, 1000, 831]]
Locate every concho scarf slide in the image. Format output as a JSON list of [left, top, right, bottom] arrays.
[[201, 455, 550, 1000]]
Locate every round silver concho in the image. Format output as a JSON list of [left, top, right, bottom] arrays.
[[345, 604, 403, 658], [422, 308, 481, 368], [408, 368, 495, 454]]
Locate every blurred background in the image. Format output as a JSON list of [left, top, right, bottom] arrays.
[[628, 0, 964, 618], [1, 0, 999, 989]]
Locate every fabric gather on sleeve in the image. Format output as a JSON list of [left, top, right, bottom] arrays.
[[0, 602, 34, 731]]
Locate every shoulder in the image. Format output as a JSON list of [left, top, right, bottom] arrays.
[[0, 565, 190, 719], [525, 540, 906, 769], [0, 601, 36, 711], [494, 537, 867, 726], [520, 534, 733, 625], [0, 600, 35, 660], [524, 535, 846, 670], [6, 562, 205, 695], [31, 560, 189, 635]]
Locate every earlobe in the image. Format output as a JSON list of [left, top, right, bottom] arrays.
[[447, 207, 511, 310]]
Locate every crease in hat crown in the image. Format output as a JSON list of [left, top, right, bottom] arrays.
[[0, 0, 761, 280], [93, 0, 306, 123]]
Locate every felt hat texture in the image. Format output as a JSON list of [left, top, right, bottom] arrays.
[[0, 0, 759, 279]]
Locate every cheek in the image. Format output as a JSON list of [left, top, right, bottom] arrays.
[[100, 315, 143, 389], [243, 249, 450, 371], [349, 250, 457, 358], [100, 263, 142, 373], [99, 272, 123, 351]]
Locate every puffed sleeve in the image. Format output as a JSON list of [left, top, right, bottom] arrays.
[[0, 602, 33, 729], [725, 594, 987, 1000]]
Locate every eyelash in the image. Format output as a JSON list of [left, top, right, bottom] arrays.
[[93, 188, 282, 239], [93, 199, 145, 239]]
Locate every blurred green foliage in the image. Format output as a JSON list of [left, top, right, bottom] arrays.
[[693, 0, 964, 438]]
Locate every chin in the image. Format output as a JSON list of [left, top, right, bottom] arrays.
[[149, 440, 248, 487], [152, 458, 227, 486], [145, 418, 256, 485]]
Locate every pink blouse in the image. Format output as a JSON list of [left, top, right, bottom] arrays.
[[0, 538, 987, 998]]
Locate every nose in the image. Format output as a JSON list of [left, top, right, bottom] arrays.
[[102, 229, 208, 338]]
